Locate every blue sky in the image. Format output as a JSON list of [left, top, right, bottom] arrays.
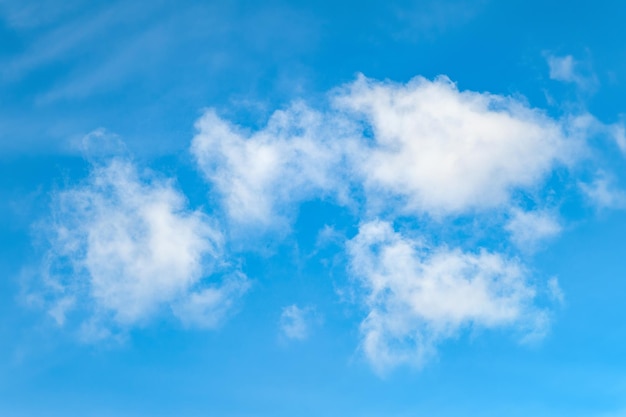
[[2, 0, 626, 416]]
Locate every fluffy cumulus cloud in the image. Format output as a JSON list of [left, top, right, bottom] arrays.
[[347, 220, 547, 372], [191, 103, 355, 229], [194, 75, 586, 223], [39, 158, 248, 338], [188, 73, 601, 370], [335, 75, 580, 216]]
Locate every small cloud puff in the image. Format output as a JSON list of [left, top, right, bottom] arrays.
[[36, 156, 248, 340], [546, 53, 598, 92], [505, 209, 562, 251], [580, 171, 626, 210], [547, 277, 565, 306], [547, 55, 577, 83], [279, 304, 319, 341]]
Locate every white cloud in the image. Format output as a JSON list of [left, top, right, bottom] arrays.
[[546, 54, 598, 91], [191, 104, 355, 230], [186, 73, 622, 370], [279, 304, 317, 341], [580, 172, 626, 210], [314, 224, 345, 248], [505, 209, 562, 250], [335, 75, 581, 217], [39, 157, 248, 336], [172, 272, 250, 329], [193, 74, 587, 224], [347, 220, 546, 372], [547, 277, 565, 305], [188, 74, 594, 370], [547, 55, 577, 83], [610, 122, 626, 154]]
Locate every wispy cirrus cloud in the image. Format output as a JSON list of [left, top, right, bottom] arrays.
[[1, 0, 320, 99], [0, 0, 323, 155]]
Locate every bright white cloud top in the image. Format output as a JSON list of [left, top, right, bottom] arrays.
[[336, 75, 581, 216]]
